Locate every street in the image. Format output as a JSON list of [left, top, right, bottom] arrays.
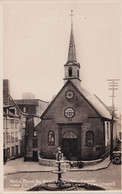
[[4, 157, 122, 191]]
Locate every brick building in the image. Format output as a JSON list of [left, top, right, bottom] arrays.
[[25, 16, 117, 162]]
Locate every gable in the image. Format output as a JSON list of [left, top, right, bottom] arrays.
[[41, 81, 111, 121], [41, 81, 111, 123]]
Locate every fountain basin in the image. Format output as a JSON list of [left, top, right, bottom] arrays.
[[28, 181, 105, 191]]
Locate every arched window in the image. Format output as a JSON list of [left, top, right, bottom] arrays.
[[69, 67, 72, 77], [63, 131, 77, 139], [48, 130, 55, 146], [86, 131, 94, 147]]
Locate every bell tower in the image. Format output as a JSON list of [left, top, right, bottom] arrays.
[[64, 10, 81, 88]]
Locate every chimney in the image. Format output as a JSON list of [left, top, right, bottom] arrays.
[[3, 79, 10, 105]]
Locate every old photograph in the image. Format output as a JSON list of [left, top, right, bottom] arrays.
[[1, 0, 122, 193]]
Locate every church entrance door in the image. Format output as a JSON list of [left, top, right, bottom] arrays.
[[62, 131, 77, 160]]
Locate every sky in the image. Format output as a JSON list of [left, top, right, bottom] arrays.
[[2, 0, 121, 114]]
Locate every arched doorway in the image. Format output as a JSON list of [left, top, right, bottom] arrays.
[[62, 131, 77, 159]]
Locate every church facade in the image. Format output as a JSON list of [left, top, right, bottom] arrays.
[[25, 15, 117, 161]]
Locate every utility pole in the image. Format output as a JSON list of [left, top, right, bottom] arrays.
[[107, 79, 120, 161]]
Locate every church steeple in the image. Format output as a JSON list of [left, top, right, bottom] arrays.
[[64, 10, 81, 89], [67, 11, 77, 63]]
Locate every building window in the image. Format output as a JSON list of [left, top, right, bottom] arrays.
[[3, 118, 6, 129], [15, 120, 19, 128], [3, 107, 7, 114], [22, 118, 26, 128], [86, 131, 94, 147], [15, 132, 18, 142], [104, 121, 110, 146], [11, 119, 14, 129], [77, 70, 79, 78], [7, 148, 10, 158], [33, 130, 37, 137], [48, 131, 55, 146], [16, 145, 18, 155], [63, 131, 77, 139], [23, 107, 28, 113], [66, 90, 74, 99], [11, 132, 14, 143], [32, 139, 38, 148], [69, 67, 72, 77], [12, 146, 14, 157], [107, 122, 110, 140], [64, 107, 75, 118], [3, 133, 5, 147], [7, 119, 10, 129], [7, 132, 10, 143]]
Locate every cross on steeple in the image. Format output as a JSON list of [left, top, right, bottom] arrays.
[[70, 10, 74, 26]]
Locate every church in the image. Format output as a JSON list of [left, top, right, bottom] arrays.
[[25, 12, 117, 162]]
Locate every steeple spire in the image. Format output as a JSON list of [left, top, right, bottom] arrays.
[[67, 10, 77, 63]]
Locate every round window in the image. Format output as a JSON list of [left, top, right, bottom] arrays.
[[66, 90, 74, 99], [64, 107, 75, 118]]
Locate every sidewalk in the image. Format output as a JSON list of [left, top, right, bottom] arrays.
[[4, 156, 111, 175]]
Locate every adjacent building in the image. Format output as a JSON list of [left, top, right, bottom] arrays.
[[3, 80, 26, 162], [3, 80, 47, 163], [15, 93, 47, 161]]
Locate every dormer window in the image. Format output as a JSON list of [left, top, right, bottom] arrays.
[[69, 67, 72, 77], [9, 108, 15, 115]]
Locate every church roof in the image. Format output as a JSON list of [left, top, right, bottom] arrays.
[[78, 86, 111, 119]]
